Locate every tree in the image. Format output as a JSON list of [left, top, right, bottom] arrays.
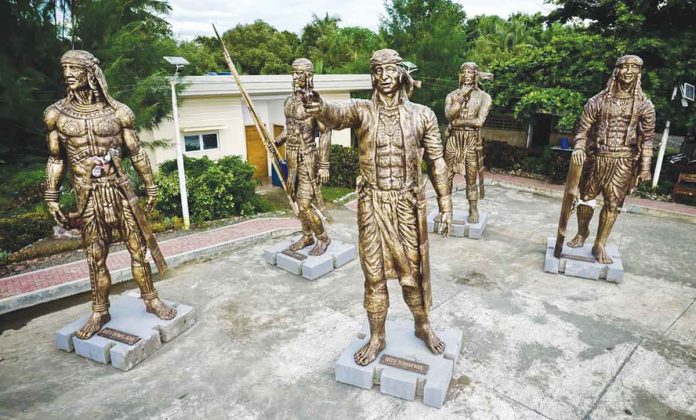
[[547, 0, 696, 132], [380, 0, 469, 120], [0, 0, 68, 159]]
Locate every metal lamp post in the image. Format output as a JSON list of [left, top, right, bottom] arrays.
[[164, 56, 191, 229]]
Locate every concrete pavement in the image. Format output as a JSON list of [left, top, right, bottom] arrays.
[[0, 185, 694, 419]]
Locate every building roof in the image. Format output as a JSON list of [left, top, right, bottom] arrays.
[[179, 74, 372, 97]]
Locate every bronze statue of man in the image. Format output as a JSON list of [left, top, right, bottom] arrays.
[[444, 62, 492, 223], [44, 50, 176, 339], [568, 55, 655, 263], [303, 49, 452, 366], [275, 58, 332, 255]]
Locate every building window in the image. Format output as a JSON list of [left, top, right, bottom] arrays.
[[184, 133, 219, 152]]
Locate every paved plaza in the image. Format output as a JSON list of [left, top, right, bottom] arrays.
[[0, 185, 694, 419]]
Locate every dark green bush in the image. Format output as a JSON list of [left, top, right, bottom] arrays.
[[328, 144, 359, 188], [0, 211, 54, 253], [483, 140, 528, 170], [155, 155, 263, 223]]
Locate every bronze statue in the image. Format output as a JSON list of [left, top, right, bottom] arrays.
[[44, 50, 176, 339], [275, 58, 332, 255], [565, 55, 655, 263], [303, 49, 452, 366], [444, 62, 492, 223]]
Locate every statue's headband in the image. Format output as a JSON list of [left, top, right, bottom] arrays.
[[60, 50, 99, 67], [616, 55, 643, 67], [370, 49, 403, 67], [292, 58, 314, 72]]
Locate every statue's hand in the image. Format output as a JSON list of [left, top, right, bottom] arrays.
[[317, 168, 330, 185], [438, 211, 452, 238], [301, 89, 322, 116], [145, 195, 157, 212], [571, 149, 586, 167], [637, 170, 652, 185], [47, 201, 68, 227]]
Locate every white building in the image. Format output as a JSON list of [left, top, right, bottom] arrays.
[[140, 74, 372, 179]]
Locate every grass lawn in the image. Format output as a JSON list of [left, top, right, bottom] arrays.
[[321, 186, 354, 202]]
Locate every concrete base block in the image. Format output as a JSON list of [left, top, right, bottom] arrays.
[[335, 320, 463, 409], [544, 237, 624, 282], [427, 209, 487, 239], [264, 236, 356, 281], [55, 293, 195, 371]]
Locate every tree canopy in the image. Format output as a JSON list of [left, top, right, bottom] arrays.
[[2, 0, 695, 161]]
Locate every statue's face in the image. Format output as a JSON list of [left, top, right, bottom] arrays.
[[372, 63, 400, 95], [62, 63, 89, 91], [460, 68, 476, 86], [617, 63, 640, 86], [293, 70, 311, 92]]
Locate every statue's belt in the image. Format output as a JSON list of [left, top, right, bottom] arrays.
[[448, 126, 479, 132]]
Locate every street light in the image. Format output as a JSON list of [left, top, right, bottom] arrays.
[[164, 56, 191, 229]]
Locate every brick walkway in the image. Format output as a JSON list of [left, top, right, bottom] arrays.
[[0, 218, 299, 302]]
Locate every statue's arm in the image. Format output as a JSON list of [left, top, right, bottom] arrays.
[[275, 99, 290, 146], [317, 119, 331, 173], [44, 107, 65, 201], [315, 99, 362, 131], [444, 92, 462, 122], [421, 109, 452, 213], [451, 92, 492, 128], [119, 105, 157, 197], [638, 102, 656, 172]]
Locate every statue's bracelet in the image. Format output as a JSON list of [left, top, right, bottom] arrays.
[[44, 190, 60, 202]]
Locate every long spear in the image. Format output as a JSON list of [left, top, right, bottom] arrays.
[[212, 24, 298, 216]]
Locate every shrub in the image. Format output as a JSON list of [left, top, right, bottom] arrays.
[[155, 155, 263, 223], [328, 144, 359, 188], [484, 140, 528, 170], [0, 211, 54, 253]]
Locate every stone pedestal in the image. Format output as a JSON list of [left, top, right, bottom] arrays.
[[427, 209, 487, 239], [55, 292, 195, 371], [263, 237, 356, 280], [544, 237, 624, 282], [335, 320, 463, 409]]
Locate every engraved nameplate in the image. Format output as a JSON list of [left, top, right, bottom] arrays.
[[97, 327, 141, 345], [561, 253, 598, 263], [380, 354, 429, 375], [281, 249, 307, 261]]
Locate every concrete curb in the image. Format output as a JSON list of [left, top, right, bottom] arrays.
[[0, 226, 299, 315], [487, 178, 696, 224], [343, 178, 695, 223]]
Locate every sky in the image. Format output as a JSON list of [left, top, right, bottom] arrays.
[[167, 0, 555, 40]]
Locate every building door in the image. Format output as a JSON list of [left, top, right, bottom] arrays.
[[245, 126, 268, 179]]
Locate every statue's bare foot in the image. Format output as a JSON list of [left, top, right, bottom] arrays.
[[468, 209, 479, 224], [592, 244, 613, 264], [567, 234, 586, 248], [308, 236, 330, 256], [75, 311, 111, 340], [415, 323, 446, 354], [354, 335, 386, 366], [145, 298, 177, 320], [289, 235, 314, 251]]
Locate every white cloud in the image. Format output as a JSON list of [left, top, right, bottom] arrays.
[[167, 0, 554, 40]]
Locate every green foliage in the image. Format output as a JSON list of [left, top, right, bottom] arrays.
[[381, 0, 469, 121], [0, 211, 54, 253], [548, 0, 696, 132], [155, 155, 263, 223], [327, 145, 359, 188], [298, 14, 385, 74], [484, 141, 528, 170], [199, 20, 300, 75], [514, 88, 585, 131], [321, 186, 354, 203]]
